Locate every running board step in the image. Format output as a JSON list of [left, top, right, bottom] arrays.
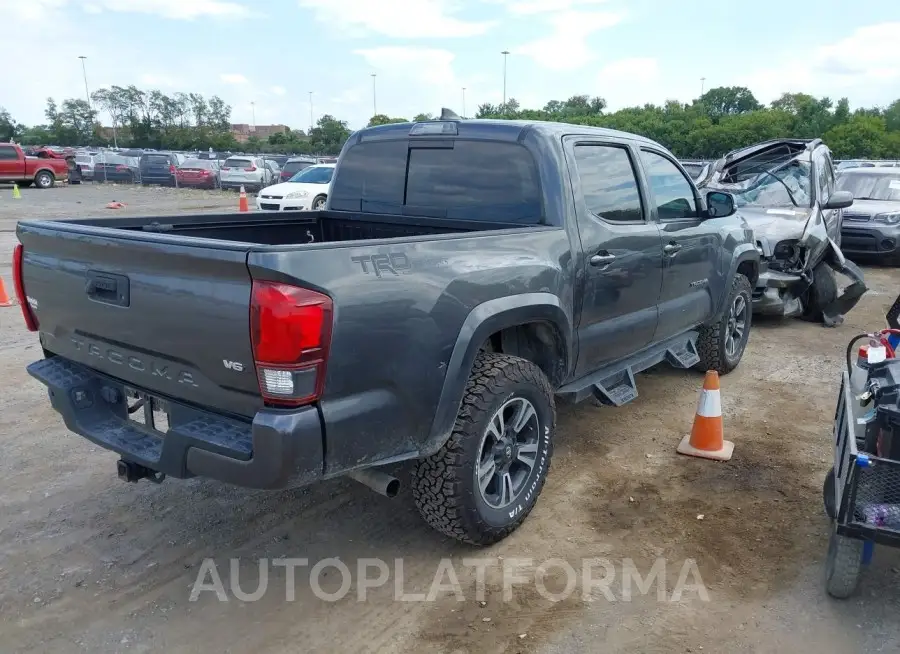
[[556, 331, 700, 406], [665, 339, 700, 369], [592, 368, 638, 407]]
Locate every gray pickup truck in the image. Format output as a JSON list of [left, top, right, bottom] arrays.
[[15, 114, 760, 544]]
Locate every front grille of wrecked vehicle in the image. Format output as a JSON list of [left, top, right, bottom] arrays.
[[843, 212, 872, 222]]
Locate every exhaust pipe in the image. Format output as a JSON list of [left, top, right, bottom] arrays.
[[347, 468, 400, 498]]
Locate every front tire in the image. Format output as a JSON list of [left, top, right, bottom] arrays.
[[802, 263, 838, 323], [412, 352, 555, 545], [696, 273, 752, 374], [312, 194, 327, 210]]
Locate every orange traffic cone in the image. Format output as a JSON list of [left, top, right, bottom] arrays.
[[0, 278, 14, 307], [677, 370, 733, 461], [238, 185, 249, 212]]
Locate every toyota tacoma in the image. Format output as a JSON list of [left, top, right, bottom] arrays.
[[16, 112, 759, 544]]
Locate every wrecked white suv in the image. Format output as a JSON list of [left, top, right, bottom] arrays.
[[698, 138, 867, 326]]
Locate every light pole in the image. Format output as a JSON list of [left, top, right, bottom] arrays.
[[700, 77, 706, 96], [371, 74, 377, 117], [251, 101, 256, 129], [77, 55, 96, 145], [462, 87, 466, 117], [501, 50, 510, 109], [308, 91, 313, 134]]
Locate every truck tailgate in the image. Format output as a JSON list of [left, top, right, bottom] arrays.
[[18, 223, 263, 418]]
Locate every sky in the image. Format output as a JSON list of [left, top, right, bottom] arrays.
[[2, 0, 899, 131]]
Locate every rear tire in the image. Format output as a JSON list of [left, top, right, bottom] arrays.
[[411, 352, 555, 545], [696, 273, 752, 374], [34, 171, 54, 189]]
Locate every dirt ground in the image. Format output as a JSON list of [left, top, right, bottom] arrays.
[[1, 185, 900, 653]]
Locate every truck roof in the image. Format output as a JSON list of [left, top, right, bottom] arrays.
[[352, 118, 664, 149]]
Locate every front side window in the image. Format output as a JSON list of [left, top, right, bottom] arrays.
[[639, 150, 698, 220]]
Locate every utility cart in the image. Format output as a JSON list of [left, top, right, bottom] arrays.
[[824, 294, 900, 598]]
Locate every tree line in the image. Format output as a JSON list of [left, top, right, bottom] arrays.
[[2, 86, 899, 159]]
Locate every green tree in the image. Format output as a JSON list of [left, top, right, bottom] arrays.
[[413, 112, 434, 122], [697, 86, 762, 120], [367, 114, 408, 127], [0, 107, 18, 142], [309, 115, 351, 155]]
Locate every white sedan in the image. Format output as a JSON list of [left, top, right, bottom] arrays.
[[256, 164, 335, 211]]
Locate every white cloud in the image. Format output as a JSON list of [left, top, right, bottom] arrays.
[[220, 73, 249, 84], [740, 22, 900, 106], [498, 0, 611, 15], [297, 0, 493, 38], [9, 0, 251, 20], [595, 58, 661, 108], [514, 10, 625, 71], [88, 0, 250, 19], [140, 73, 181, 87], [355, 47, 457, 85], [271, 86, 287, 96]]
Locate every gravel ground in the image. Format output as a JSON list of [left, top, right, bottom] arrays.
[[1, 186, 899, 653]]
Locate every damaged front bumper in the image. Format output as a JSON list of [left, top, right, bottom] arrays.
[[752, 239, 868, 325]]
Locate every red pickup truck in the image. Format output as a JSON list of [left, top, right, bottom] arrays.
[[0, 143, 70, 189]]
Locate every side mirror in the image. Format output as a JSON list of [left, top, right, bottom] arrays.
[[705, 191, 736, 218], [824, 190, 853, 210]]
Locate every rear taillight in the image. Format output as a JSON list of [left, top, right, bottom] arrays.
[[169, 165, 176, 174], [116, 165, 127, 172], [244, 166, 257, 172], [13, 244, 38, 332], [250, 281, 333, 407]]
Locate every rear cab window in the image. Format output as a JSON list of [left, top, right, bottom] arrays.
[[330, 138, 544, 224]]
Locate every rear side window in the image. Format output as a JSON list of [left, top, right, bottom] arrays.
[[330, 140, 543, 223], [0, 146, 19, 160], [572, 145, 644, 222]]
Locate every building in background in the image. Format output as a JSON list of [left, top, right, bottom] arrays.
[[230, 124, 289, 143]]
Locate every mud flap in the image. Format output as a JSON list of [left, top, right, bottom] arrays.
[[820, 239, 867, 328]]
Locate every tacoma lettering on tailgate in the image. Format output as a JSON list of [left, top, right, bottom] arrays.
[[70, 336, 199, 387]]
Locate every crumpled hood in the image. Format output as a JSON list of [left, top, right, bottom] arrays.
[[737, 207, 812, 244]]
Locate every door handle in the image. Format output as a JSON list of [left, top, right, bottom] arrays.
[[590, 253, 616, 266], [664, 242, 682, 255]]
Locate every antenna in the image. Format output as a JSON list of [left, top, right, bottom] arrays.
[[440, 108, 462, 120]]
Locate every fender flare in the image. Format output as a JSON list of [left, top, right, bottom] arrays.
[[718, 245, 760, 314], [421, 292, 573, 457]]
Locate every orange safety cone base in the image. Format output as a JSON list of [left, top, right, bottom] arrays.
[[0, 279, 14, 307], [676, 434, 734, 462]]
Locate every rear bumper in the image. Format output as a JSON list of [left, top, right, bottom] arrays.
[[28, 356, 324, 489]]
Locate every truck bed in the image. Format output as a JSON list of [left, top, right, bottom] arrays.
[[58, 210, 507, 245]]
